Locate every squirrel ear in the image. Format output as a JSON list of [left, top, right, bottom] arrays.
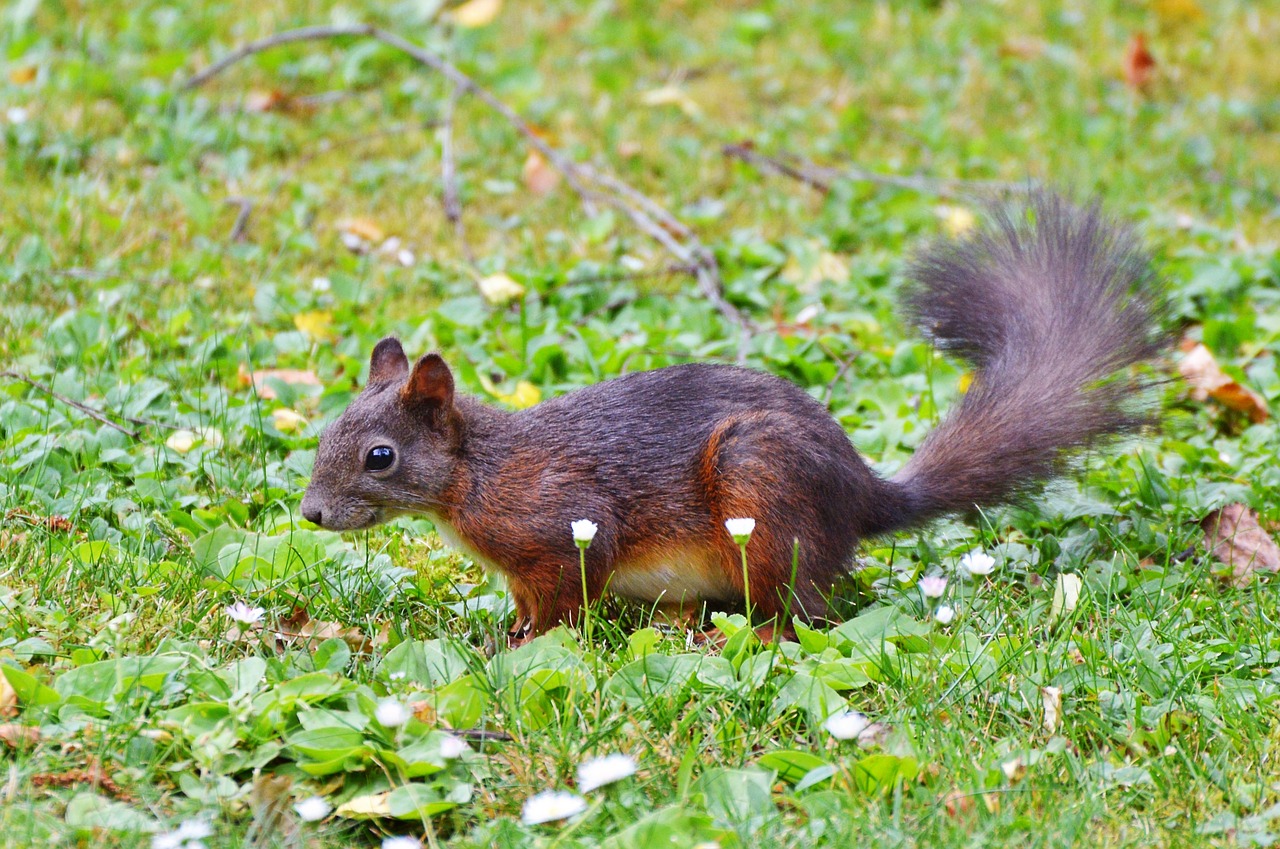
[[368, 337, 410, 385], [401, 353, 455, 410]]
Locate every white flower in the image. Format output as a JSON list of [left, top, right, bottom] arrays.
[[293, 796, 332, 822], [152, 820, 213, 849], [822, 710, 870, 741], [388, 671, 407, 681], [6, 106, 29, 125], [521, 790, 587, 825], [577, 753, 637, 792], [397, 249, 416, 267], [724, 517, 756, 544], [438, 735, 468, 760], [225, 601, 265, 625], [933, 604, 956, 625], [381, 838, 422, 849], [379, 236, 402, 255], [917, 576, 947, 599], [311, 276, 332, 292], [340, 231, 367, 253], [959, 549, 996, 578], [478, 273, 526, 305], [375, 698, 409, 728], [571, 519, 598, 546]]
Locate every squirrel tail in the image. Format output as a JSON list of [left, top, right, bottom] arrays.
[[873, 192, 1168, 534]]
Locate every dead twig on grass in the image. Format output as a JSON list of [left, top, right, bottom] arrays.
[[723, 141, 1030, 200], [0, 371, 171, 438], [182, 24, 752, 355], [225, 196, 253, 242], [439, 80, 476, 268]]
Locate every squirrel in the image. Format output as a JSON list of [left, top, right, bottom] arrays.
[[301, 192, 1167, 645]]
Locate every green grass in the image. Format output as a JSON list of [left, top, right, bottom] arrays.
[[3, 0, 1280, 846]]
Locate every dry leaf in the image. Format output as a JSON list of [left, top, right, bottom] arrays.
[[238, 366, 321, 400], [271, 408, 307, 433], [998, 37, 1047, 60], [1001, 756, 1027, 783], [273, 606, 380, 654], [1178, 343, 1269, 423], [293, 311, 335, 343], [246, 89, 297, 114], [450, 0, 502, 27], [0, 673, 16, 718], [522, 149, 560, 195], [1122, 34, 1157, 90], [1041, 686, 1062, 733], [8, 65, 37, 85], [0, 723, 40, 748], [1202, 503, 1280, 587], [639, 85, 701, 117], [336, 217, 386, 243], [943, 790, 974, 817], [335, 791, 394, 819]]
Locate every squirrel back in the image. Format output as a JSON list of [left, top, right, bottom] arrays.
[[301, 192, 1167, 641]]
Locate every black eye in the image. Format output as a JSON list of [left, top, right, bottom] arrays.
[[365, 446, 395, 471]]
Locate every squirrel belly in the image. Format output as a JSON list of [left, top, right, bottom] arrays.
[[301, 192, 1167, 640]]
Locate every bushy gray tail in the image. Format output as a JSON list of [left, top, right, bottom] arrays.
[[882, 192, 1167, 531]]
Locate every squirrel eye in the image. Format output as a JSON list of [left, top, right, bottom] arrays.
[[365, 446, 395, 472]]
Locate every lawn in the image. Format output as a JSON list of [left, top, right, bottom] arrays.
[[2, 0, 1280, 847]]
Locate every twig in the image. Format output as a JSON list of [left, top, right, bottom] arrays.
[[723, 142, 1030, 200], [181, 24, 759, 350], [1, 371, 139, 438], [182, 25, 598, 214], [439, 80, 476, 267], [225, 196, 253, 242]]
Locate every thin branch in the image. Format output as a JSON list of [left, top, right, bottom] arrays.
[[1, 371, 139, 438], [182, 25, 598, 214], [439, 80, 476, 267], [181, 24, 759, 348], [225, 196, 253, 242], [723, 142, 1030, 200]]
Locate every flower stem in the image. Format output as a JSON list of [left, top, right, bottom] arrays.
[[739, 542, 752, 620], [579, 545, 593, 647]]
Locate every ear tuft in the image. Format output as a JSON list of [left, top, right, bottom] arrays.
[[368, 337, 410, 385], [401, 353, 455, 410]]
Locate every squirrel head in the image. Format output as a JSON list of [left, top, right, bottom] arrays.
[[301, 337, 463, 531]]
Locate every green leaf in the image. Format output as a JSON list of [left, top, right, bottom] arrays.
[[757, 750, 830, 784], [64, 792, 156, 834]]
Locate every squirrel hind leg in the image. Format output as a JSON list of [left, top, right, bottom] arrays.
[[697, 412, 862, 623]]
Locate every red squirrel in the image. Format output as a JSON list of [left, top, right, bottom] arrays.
[[301, 193, 1166, 644]]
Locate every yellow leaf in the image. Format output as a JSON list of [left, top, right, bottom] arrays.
[[450, 0, 502, 27], [477, 273, 525, 305], [8, 65, 37, 85], [1152, 0, 1204, 26], [294, 311, 335, 342], [478, 376, 541, 410], [335, 791, 393, 819], [272, 408, 306, 433], [639, 85, 701, 118], [936, 205, 976, 237], [500, 380, 541, 410]]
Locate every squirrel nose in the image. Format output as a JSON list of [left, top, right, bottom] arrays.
[[302, 503, 323, 526]]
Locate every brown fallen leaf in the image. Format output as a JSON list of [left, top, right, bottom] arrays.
[[450, 0, 502, 28], [942, 790, 975, 817], [522, 149, 560, 195], [1122, 33, 1157, 90], [273, 606, 381, 654], [0, 723, 40, 748], [998, 37, 1047, 60], [336, 217, 386, 244], [1202, 503, 1280, 587], [246, 89, 296, 114], [1178, 343, 1269, 423], [238, 365, 322, 400]]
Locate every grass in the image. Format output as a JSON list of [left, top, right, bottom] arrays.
[[2, 0, 1280, 846]]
